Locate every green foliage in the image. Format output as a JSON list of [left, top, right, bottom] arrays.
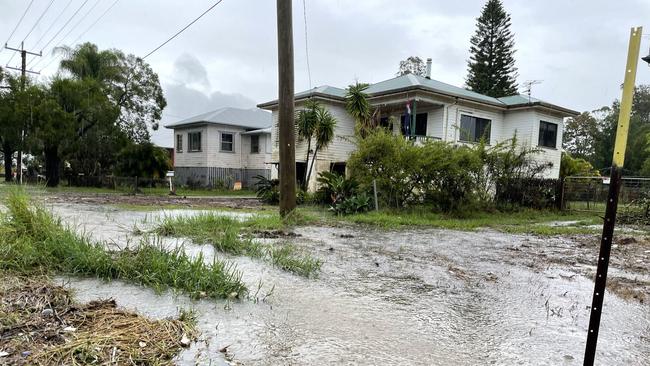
[[294, 99, 337, 189], [563, 85, 650, 175], [316, 171, 371, 215], [0, 190, 246, 299], [466, 0, 518, 97], [114, 142, 171, 178], [560, 153, 599, 179], [155, 213, 321, 277], [347, 130, 550, 212], [345, 82, 375, 137], [57, 43, 167, 142], [254, 175, 280, 204], [397, 56, 427, 76]]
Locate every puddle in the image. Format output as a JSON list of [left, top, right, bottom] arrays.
[[49, 204, 649, 365]]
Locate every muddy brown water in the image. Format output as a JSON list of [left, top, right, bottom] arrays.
[[48, 203, 649, 365]]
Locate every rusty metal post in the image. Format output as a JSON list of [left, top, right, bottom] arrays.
[[583, 26, 642, 366]]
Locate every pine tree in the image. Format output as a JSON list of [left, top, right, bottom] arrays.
[[466, 0, 518, 97]]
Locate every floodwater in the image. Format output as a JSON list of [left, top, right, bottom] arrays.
[[49, 203, 650, 365]]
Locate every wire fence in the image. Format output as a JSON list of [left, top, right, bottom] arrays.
[[562, 176, 650, 217]]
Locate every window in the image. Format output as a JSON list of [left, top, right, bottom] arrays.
[[221, 132, 234, 152], [250, 135, 260, 154], [538, 121, 558, 148], [459, 114, 491, 143], [176, 134, 183, 153], [188, 132, 201, 152], [400, 113, 428, 136]]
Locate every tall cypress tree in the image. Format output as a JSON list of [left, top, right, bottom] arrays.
[[466, 0, 518, 97]]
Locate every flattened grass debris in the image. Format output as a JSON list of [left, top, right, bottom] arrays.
[[0, 272, 197, 366]]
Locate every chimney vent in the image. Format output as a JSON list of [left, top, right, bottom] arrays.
[[426, 58, 432, 79]]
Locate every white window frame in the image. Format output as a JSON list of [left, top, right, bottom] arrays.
[[188, 131, 202, 152], [220, 131, 235, 153]]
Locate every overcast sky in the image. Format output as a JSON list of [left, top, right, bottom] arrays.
[[2, 0, 650, 147]]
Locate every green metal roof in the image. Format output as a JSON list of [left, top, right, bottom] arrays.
[[258, 74, 578, 116]]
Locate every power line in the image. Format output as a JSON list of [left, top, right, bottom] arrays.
[[31, 0, 74, 50], [71, 0, 120, 45], [2, 0, 36, 50], [48, 0, 102, 52], [22, 0, 57, 44], [143, 0, 226, 59], [38, 0, 121, 73], [302, 0, 311, 89], [39, 0, 91, 53]]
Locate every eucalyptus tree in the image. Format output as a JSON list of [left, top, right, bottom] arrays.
[[56, 42, 166, 142]]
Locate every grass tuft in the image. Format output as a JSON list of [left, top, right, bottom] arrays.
[[0, 189, 246, 299], [155, 212, 322, 277]]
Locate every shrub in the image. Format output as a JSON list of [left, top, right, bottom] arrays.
[[315, 171, 370, 215], [254, 175, 279, 204], [348, 130, 552, 212]]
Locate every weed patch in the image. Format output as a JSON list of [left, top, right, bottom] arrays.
[[0, 190, 246, 299], [154, 213, 321, 277]]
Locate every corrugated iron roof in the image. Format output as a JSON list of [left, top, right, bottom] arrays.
[[258, 74, 578, 116], [164, 107, 272, 129]]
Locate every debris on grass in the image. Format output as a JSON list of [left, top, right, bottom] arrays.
[[0, 272, 197, 366]]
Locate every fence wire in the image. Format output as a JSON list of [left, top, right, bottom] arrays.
[[562, 176, 650, 215]]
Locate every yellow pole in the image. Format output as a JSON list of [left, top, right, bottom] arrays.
[[584, 26, 643, 366], [612, 26, 642, 167]]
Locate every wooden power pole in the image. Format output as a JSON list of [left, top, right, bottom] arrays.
[[4, 42, 41, 184], [583, 26, 643, 366], [276, 0, 297, 216]]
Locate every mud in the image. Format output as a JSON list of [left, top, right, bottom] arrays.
[[41, 192, 263, 209], [45, 203, 649, 365]]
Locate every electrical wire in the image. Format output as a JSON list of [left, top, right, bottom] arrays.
[[302, 0, 312, 89], [39, 0, 91, 53], [142, 0, 225, 59], [2, 0, 36, 64], [22, 0, 57, 44], [31, 0, 74, 50], [38, 0, 121, 73], [2, 0, 36, 48]]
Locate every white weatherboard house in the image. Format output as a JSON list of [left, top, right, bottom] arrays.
[[259, 71, 579, 191], [165, 107, 273, 187]]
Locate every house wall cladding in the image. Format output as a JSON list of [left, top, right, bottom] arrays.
[[174, 166, 270, 188]]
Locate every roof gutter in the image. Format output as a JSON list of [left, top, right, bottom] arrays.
[[257, 92, 345, 109]]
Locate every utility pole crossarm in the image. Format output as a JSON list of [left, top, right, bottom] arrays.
[[4, 44, 42, 57], [4, 65, 40, 75]]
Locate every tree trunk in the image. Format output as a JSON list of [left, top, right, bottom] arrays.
[[305, 147, 318, 191], [3, 147, 13, 182], [44, 146, 61, 187], [302, 138, 311, 190]]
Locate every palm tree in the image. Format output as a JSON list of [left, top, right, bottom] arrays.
[[295, 99, 319, 188], [305, 106, 336, 189], [55, 42, 122, 84], [345, 82, 374, 137]]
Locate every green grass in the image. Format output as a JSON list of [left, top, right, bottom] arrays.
[[154, 212, 322, 277], [302, 206, 603, 236], [0, 189, 246, 299]]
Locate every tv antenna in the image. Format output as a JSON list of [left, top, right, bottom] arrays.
[[522, 80, 542, 103]]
